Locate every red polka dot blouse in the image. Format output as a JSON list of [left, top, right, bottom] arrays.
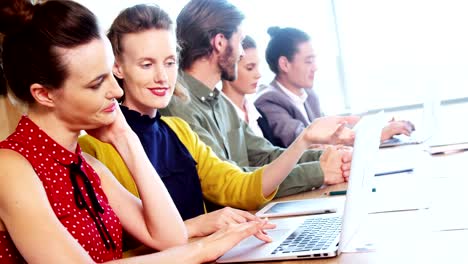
[[0, 116, 123, 263]]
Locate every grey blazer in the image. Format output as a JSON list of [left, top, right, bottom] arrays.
[[254, 81, 322, 147]]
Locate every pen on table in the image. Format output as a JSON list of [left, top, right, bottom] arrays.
[[431, 148, 468, 156], [374, 168, 414, 177], [325, 188, 376, 196]]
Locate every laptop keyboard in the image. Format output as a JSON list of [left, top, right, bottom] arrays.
[[271, 216, 341, 255]]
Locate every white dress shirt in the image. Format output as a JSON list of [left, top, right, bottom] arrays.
[[276, 81, 310, 122], [222, 93, 264, 137]]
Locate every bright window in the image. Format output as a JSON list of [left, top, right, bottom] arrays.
[[335, 0, 468, 112], [76, 0, 468, 115]]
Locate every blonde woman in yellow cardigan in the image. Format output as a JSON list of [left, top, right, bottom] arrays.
[[79, 3, 353, 240]]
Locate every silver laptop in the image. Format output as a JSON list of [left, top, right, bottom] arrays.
[[217, 112, 386, 263], [380, 97, 440, 148]]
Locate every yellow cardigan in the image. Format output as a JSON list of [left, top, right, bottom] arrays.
[[78, 116, 277, 210]]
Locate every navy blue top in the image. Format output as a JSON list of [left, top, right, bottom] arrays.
[[121, 106, 205, 220]]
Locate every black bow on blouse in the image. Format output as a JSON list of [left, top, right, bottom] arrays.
[[68, 158, 116, 250]]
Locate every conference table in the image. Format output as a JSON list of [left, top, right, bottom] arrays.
[[226, 102, 468, 264], [242, 145, 468, 264]]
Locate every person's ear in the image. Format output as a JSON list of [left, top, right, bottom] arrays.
[[212, 33, 227, 54], [112, 59, 124, 80], [30, 83, 56, 107], [278, 56, 290, 73]]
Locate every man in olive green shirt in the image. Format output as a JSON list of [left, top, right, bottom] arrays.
[[161, 0, 351, 197]]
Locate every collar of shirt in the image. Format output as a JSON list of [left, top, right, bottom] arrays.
[[244, 96, 262, 122], [120, 105, 161, 132], [13, 115, 83, 166], [276, 80, 308, 105], [180, 71, 220, 103]]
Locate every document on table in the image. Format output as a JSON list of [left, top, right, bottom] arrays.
[[368, 171, 431, 214]]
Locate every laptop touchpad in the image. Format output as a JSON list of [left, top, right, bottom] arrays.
[[221, 229, 291, 258]]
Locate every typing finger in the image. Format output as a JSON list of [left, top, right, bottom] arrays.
[[254, 231, 273, 243], [229, 211, 249, 224], [233, 208, 259, 222]]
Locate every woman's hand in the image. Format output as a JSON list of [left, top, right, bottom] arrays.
[[85, 103, 132, 144], [185, 207, 276, 240], [302, 115, 360, 145], [197, 219, 274, 263]]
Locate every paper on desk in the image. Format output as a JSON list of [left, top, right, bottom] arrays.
[[374, 146, 422, 175], [368, 170, 431, 213]]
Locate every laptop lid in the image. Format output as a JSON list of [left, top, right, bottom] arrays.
[[217, 112, 385, 263], [339, 111, 386, 253]]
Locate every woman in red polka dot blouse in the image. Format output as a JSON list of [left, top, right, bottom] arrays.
[[0, 0, 271, 263]]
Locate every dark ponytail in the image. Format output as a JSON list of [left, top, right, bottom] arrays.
[[0, 0, 34, 96], [0, 0, 100, 104], [266, 26, 281, 39], [0, 0, 34, 35]]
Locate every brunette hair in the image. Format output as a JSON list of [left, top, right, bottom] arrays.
[[0, 34, 5, 96], [265, 26, 310, 74], [0, 0, 100, 104], [176, 0, 245, 70], [108, 4, 188, 102], [242, 35, 256, 50]]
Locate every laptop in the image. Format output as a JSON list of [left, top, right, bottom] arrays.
[[379, 97, 440, 148], [217, 112, 386, 263]]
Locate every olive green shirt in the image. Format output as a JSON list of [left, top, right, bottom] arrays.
[[160, 71, 324, 197]]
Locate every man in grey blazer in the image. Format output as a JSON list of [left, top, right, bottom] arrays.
[[256, 81, 324, 148], [255, 26, 324, 148], [256, 26, 414, 148]]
